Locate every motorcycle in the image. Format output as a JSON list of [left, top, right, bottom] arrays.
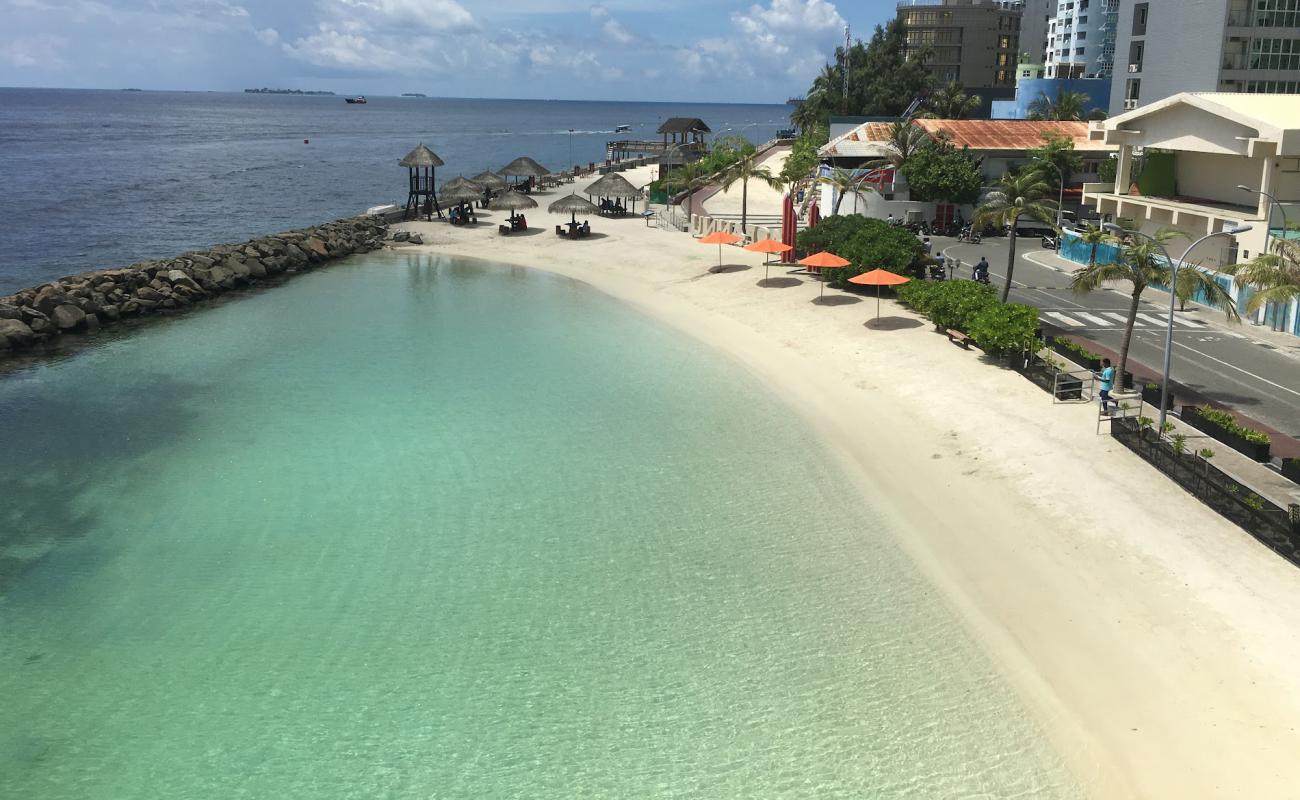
[[972, 271, 991, 285], [927, 263, 947, 281], [1041, 234, 1060, 250], [957, 225, 982, 244]]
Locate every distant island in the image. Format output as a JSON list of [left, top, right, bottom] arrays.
[[244, 88, 336, 96], [401, 93, 427, 98]]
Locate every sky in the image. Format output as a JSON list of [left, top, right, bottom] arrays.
[[0, 0, 901, 103]]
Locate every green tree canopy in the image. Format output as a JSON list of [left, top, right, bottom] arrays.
[[790, 20, 933, 130], [903, 140, 984, 205], [1025, 132, 1082, 190], [780, 125, 828, 186], [918, 81, 982, 119], [796, 215, 924, 279]]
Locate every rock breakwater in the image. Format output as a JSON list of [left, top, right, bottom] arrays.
[[0, 216, 387, 358]]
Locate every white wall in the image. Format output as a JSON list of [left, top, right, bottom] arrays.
[[1109, 0, 1227, 115], [1174, 152, 1262, 204]]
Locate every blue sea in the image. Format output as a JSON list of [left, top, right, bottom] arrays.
[[0, 89, 789, 294]]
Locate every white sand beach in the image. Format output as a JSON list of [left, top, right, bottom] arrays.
[[394, 170, 1300, 799]]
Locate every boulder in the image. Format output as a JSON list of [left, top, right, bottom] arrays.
[[136, 287, 165, 302], [302, 237, 329, 259], [167, 270, 202, 291], [33, 286, 68, 315], [83, 313, 100, 331], [0, 318, 35, 349], [0, 302, 20, 320], [407, 233, 423, 245], [392, 230, 411, 242], [51, 303, 87, 330], [28, 316, 55, 335], [100, 304, 120, 321], [246, 259, 267, 278]]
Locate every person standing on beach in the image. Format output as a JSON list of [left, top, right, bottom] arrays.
[[1098, 358, 1115, 415]]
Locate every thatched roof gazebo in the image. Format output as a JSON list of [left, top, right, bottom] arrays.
[[657, 118, 711, 150], [547, 193, 600, 225], [471, 170, 508, 190], [500, 156, 549, 177], [585, 171, 643, 215], [487, 191, 538, 212], [441, 176, 482, 193], [400, 143, 446, 220], [440, 184, 482, 206]]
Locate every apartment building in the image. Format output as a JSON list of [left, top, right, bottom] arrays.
[[1020, 0, 1054, 62], [1111, 0, 1300, 115], [1083, 92, 1300, 333], [896, 0, 1025, 91], [1045, 0, 1119, 79]]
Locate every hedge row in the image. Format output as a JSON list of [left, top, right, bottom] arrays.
[[897, 281, 1040, 354]]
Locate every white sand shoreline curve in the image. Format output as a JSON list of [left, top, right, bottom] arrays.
[[391, 179, 1300, 798]]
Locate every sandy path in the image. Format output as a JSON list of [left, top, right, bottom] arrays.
[[390, 191, 1300, 798], [701, 147, 790, 218]]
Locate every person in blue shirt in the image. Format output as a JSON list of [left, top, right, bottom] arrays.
[[1098, 358, 1116, 415]]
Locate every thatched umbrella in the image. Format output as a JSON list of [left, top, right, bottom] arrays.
[[471, 170, 508, 190], [548, 193, 600, 225], [488, 191, 538, 212], [441, 176, 482, 193], [585, 171, 643, 214], [440, 184, 482, 205], [585, 172, 640, 199], [500, 156, 550, 178]]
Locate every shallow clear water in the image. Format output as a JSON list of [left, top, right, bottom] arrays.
[[0, 253, 1079, 798]]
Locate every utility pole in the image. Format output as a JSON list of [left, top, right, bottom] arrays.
[[841, 25, 850, 115]]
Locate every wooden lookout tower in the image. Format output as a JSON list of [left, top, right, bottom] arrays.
[[400, 143, 445, 220], [657, 118, 711, 153]]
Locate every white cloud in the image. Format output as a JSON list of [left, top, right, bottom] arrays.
[[330, 0, 477, 33], [282, 23, 415, 71], [0, 34, 68, 68], [589, 4, 633, 44], [254, 27, 280, 46], [732, 0, 844, 58]]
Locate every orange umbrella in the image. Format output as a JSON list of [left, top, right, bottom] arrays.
[[698, 231, 743, 271], [798, 251, 851, 298], [745, 238, 794, 281], [849, 268, 911, 321]]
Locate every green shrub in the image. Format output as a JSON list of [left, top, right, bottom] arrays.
[[896, 280, 997, 331], [797, 216, 924, 281], [1050, 337, 1103, 363], [927, 281, 999, 331], [1198, 448, 1215, 459], [1191, 405, 1271, 445], [1171, 433, 1187, 453], [966, 302, 1040, 354]]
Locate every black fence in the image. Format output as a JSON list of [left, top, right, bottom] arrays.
[[1111, 417, 1300, 567]]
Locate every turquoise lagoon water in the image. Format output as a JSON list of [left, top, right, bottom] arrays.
[[0, 253, 1080, 798]]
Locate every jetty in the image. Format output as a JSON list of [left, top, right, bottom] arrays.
[[606, 117, 710, 162]]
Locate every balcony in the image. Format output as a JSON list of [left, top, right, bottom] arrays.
[[1083, 186, 1270, 245], [1127, 63, 1141, 73]]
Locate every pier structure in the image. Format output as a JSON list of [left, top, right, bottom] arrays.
[[606, 117, 711, 162]]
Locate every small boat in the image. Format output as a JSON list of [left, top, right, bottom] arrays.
[[345, 96, 368, 104], [614, 124, 631, 133]]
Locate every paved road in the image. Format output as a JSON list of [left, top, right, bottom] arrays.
[[936, 234, 1300, 438]]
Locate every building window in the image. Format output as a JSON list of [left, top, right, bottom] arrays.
[[1129, 40, 1144, 70], [998, 35, 1011, 49], [1132, 2, 1148, 35], [1250, 38, 1300, 71], [1246, 79, 1300, 92], [1125, 77, 1141, 100], [1254, 0, 1300, 28]]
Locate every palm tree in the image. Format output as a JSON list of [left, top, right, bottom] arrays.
[[717, 155, 784, 233], [1027, 89, 1090, 121], [919, 81, 981, 119], [865, 118, 929, 172], [1222, 237, 1300, 317], [1071, 229, 1238, 383], [818, 167, 865, 215], [1076, 224, 1112, 269], [973, 172, 1058, 302], [1175, 262, 1242, 314]]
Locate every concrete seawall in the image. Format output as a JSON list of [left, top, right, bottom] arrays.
[[0, 215, 389, 360]]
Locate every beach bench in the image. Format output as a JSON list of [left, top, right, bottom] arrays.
[[945, 329, 971, 348]]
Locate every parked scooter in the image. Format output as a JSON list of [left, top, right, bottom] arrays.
[[927, 263, 947, 281], [1041, 233, 1060, 250], [957, 224, 982, 244]]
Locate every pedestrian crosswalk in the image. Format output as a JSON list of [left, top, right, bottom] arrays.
[[1043, 310, 1212, 330]]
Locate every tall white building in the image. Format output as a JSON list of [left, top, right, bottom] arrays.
[[1045, 0, 1120, 79], [1111, 0, 1300, 115]]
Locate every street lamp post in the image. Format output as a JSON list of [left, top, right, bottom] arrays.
[[1103, 222, 1253, 434], [1034, 155, 1065, 229], [568, 129, 574, 172]]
